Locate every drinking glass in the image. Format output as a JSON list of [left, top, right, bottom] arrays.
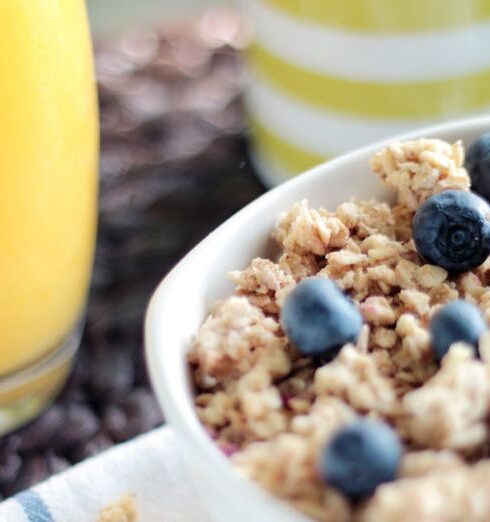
[[0, 0, 98, 434]]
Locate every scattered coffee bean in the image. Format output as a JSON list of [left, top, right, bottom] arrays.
[[18, 406, 65, 453], [71, 434, 113, 461], [122, 389, 164, 439], [4, 457, 49, 497], [56, 404, 100, 454], [0, 452, 22, 487], [102, 405, 129, 443], [46, 454, 70, 475], [89, 348, 135, 402]]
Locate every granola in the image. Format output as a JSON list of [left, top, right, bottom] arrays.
[[98, 495, 137, 522], [189, 139, 490, 521]]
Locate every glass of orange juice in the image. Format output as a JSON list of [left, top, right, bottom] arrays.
[[0, 1, 98, 434]]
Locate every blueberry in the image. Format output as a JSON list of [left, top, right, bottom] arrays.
[[429, 299, 486, 362], [413, 190, 490, 272], [320, 419, 402, 499], [466, 132, 490, 201], [281, 277, 362, 358]]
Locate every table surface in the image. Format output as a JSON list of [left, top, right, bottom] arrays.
[[0, 11, 264, 499]]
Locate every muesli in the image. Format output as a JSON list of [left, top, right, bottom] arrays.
[[190, 136, 490, 521]]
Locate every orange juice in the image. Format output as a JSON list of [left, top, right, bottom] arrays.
[[0, 0, 97, 399]]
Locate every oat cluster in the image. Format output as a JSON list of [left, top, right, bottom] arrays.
[[189, 139, 490, 521], [98, 495, 137, 522]]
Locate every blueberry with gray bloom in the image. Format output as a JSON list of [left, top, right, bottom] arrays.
[[320, 419, 402, 499], [413, 190, 490, 272], [281, 277, 362, 358], [466, 132, 490, 201], [429, 299, 486, 362]]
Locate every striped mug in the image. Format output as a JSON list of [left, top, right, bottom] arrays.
[[244, 0, 490, 186]]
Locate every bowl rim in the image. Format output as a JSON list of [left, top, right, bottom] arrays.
[[145, 114, 490, 516]]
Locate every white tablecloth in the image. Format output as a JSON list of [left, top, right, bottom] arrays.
[[0, 426, 210, 522]]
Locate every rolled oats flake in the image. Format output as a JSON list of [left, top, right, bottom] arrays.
[[399, 289, 430, 316], [394, 259, 418, 288], [366, 265, 396, 286], [401, 345, 490, 453], [228, 258, 295, 314], [359, 461, 490, 522], [370, 139, 469, 212], [314, 346, 397, 416], [360, 296, 397, 326], [458, 272, 486, 300], [279, 252, 319, 281], [372, 327, 397, 350], [416, 264, 448, 288]]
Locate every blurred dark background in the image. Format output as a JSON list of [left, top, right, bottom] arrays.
[[87, 0, 226, 36], [0, 8, 264, 498]]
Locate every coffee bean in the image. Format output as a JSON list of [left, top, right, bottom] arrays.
[[122, 389, 164, 439], [56, 404, 100, 454], [0, 435, 21, 455], [72, 433, 113, 461], [17, 406, 65, 453], [5, 457, 49, 496], [102, 405, 129, 443], [0, 452, 22, 487], [89, 348, 135, 402], [46, 454, 70, 475]]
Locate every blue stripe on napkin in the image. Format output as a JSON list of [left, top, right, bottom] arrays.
[[15, 490, 53, 522]]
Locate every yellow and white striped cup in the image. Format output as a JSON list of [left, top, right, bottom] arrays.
[[243, 0, 490, 186]]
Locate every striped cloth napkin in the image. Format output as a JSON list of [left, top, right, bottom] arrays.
[[0, 426, 210, 522]]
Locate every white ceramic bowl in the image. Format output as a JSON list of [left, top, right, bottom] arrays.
[[145, 116, 490, 522]]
